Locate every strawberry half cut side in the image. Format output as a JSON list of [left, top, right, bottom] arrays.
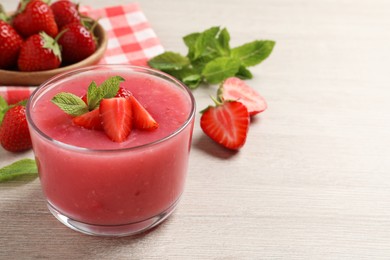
[[72, 108, 102, 130], [130, 95, 159, 130], [99, 98, 132, 142], [200, 100, 249, 150], [219, 77, 267, 116]]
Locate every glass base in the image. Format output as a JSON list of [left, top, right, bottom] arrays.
[[47, 200, 179, 237]]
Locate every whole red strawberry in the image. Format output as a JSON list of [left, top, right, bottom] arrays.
[[18, 32, 62, 71], [0, 105, 32, 152], [0, 20, 23, 69], [58, 23, 96, 64], [51, 0, 80, 29], [12, 0, 58, 38]]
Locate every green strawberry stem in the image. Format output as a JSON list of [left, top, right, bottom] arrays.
[[210, 95, 222, 106], [0, 97, 27, 124], [40, 32, 62, 62], [80, 16, 99, 44], [0, 4, 9, 22], [55, 28, 68, 42], [199, 95, 222, 114]]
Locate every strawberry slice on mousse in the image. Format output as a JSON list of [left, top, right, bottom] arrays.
[[99, 97, 133, 143]]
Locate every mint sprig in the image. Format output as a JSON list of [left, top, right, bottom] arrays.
[[51, 76, 125, 116], [52, 92, 89, 116], [0, 159, 38, 182], [148, 26, 275, 89]]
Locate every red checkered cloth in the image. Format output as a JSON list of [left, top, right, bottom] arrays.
[[0, 3, 164, 105]]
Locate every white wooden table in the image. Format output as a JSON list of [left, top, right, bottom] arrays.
[[1, 0, 390, 258]]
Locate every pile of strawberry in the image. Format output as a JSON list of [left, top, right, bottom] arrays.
[[0, 0, 97, 72], [200, 77, 267, 150]]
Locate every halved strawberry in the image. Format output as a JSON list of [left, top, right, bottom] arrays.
[[218, 77, 267, 116], [200, 100, 249, 150], [99, 98, 132, 142], [130, 95, 159, 130], [113, 87, 158, 130], [72, 108, 101, 130]]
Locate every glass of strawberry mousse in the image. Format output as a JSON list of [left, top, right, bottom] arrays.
[[26, 65, 195, 237]]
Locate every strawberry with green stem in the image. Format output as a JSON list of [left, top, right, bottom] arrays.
[[51, 0, 81, 29], [12, 0, 58, 38], [0, 19, 23, 69], [0, 97, 32, 153], [18, 31, 63, 71], [58, 22, 97, 64]]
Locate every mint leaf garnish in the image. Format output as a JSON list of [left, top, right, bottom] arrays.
[[231, 40, 275, 67], [0, 159, 38, 182], [202, 57, 241, 84], [148, 26, 275, 88], [86, 76, 125, 110], [51, 76, 125, 117], [99, 76, 124, 99], [51, 92, 89, 116], [86, 81, 100, 110]]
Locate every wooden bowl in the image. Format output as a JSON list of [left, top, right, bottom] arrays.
[[0, 21, 108, 86]]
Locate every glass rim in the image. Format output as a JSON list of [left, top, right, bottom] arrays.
[[26, 64, 196, 153]]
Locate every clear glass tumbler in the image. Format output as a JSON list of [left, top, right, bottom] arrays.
[[26, 65, 195, 236]]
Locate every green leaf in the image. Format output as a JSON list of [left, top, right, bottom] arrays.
[[51, 76, 124, 116], [191, 57, 212, 74], [235, 65, 253, 80], [99, 76, 125, 99], [86, 81, 100, 110], [192, 27, 230, 60], [182, 74, 202, 89], [231, 40, 275, 67], [165, 67, 202, 89], [183, 32, 201, 60], [193, 26, 220, 60], [51, 92, 89, 116], [0, 159, 38, 182], [148, 26, 275, 87], [0, 95, 8, 123], [148, 52, 190, 71], [202, 57, 241, 84], [217, 28, 231, 57]]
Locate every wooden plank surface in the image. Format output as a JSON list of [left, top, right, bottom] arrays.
[[1, 0, 390, 259]]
